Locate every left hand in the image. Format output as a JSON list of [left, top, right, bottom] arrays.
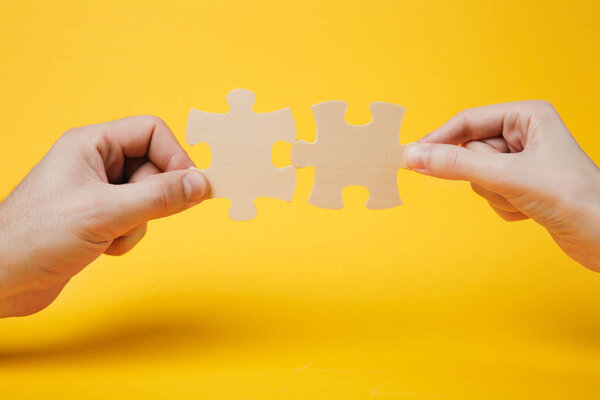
[[0, 116, 209, 317]]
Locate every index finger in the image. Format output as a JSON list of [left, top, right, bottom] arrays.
[[419, 102, 530, 145], [95, 115, 195, 172]]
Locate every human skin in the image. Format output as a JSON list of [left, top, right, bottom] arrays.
[[0, 116, 209, 317], [404, 100, 600, 271], [1, 102, 598, 318]]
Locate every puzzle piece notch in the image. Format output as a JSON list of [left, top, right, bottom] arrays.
[[187, 89, 297, 221], [291, 100, 406, 210]]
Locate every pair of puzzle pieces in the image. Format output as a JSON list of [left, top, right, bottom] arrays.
[[187, 89, 406, 221]]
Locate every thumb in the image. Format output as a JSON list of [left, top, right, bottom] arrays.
[[106, 168, 209, 231], [404, 143, 514, 188]]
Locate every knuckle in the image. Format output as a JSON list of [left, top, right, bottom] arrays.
[[62, 128, 79, 139], [447, 148, 460, 171], [530, 100, 558, 119], [457, 108, 473, 118], [454, 110, 476, 141], [458, 107, 476, 120], [55, 128, 81, 146], [456, 109, 470, 126], [429, 145, 459, 172], [428, 145, 458, 171], [57, 126, 100, 152], [142, 114, 167, 128], [531, 99, 555, 110], [89, 127, 107, 144], [454, 109, 467, 120], [425, 145, 441, 168]]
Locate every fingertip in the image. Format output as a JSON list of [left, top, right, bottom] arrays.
[[182, 169, 209, 202], [404, 143, 431, 170]]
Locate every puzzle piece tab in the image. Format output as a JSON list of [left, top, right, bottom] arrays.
[[186, 89, 297, 221], [291, 101, 406, 210]]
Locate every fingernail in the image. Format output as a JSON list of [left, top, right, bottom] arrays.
[[183, 169, 208, 201], [404, 144, 430, 170]]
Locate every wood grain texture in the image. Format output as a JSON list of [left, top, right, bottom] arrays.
[[292, 101, 406, 210], [187, 89, 297, 220]]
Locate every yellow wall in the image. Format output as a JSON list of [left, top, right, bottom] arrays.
[[1, 1, 599, 398]]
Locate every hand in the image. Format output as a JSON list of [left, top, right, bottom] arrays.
[[404, 101, 600, 271], [0, 116, 209, 317]]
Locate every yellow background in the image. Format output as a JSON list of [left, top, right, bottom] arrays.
[[1, 1, 599, 398]]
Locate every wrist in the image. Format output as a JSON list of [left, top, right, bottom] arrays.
[[562, 174, 600, 270], [0, 208, 20, 317], [0, 202, 32, 301]]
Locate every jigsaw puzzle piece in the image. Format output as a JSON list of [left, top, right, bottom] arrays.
[[199, 163, 296, 220], [291, 100, 406, 211], [289, 140, 313, 168], [366, 102, 407, 142], [192, 167, 257, 220], [255, 108, 297, 144], [304, 167, 402, 210], [186, 89, 297, 221], [187, 109, 228, 145], [307, 168, 345, 209], [363, 172, 403, 209]]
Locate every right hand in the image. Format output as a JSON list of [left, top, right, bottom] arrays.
[[404, 101, 600, 271]]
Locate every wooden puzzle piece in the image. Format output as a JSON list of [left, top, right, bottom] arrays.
[[186, 89, 296, 221], [291, 101, 406, 210]]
